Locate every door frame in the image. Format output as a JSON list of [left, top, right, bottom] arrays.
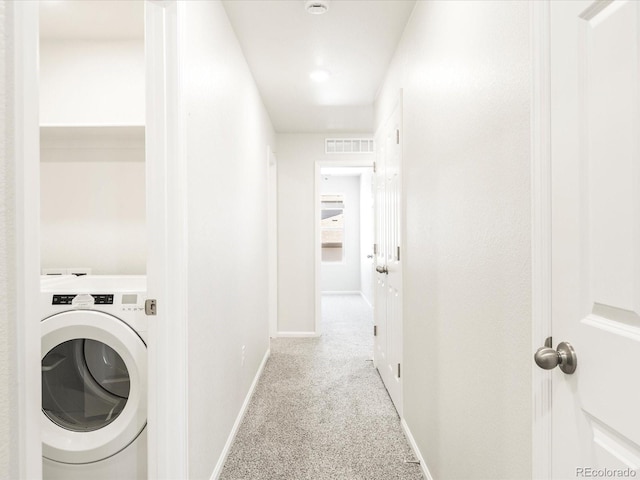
[[12, 2, 42, 478], [314, 159, 374, 336], [267, 146, 278, 338], [10, 1, 189, 478], [531, 1, 553, 478], [145, 1, 189, 478]]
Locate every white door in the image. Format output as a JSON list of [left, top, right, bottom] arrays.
[[548, 1, 640, 477], [374, 98, 403, 416]]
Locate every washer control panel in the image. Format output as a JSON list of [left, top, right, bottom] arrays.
[[52, 294, 114, 305], [121, 294, 144, 312], [50, 293, 144, 312]]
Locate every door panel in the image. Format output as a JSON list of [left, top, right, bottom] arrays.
[[374, 98, 403, 416], [583, 0, 639, 312], [375, 275, 387, 363], [550, 1, 640, 476]]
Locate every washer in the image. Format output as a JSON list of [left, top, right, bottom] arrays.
[[40, 275, 148, 480]]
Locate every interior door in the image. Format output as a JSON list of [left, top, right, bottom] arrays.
[[548, 1, 640, 477], [374, 98, 403, 416]]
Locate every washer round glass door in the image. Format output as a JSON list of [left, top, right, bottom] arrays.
[[41, 310, 147, 464], [42, 338, 130, 432]]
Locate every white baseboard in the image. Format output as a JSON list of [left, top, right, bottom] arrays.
[[210, 348, 271, 480], [322, 290, 373, 308], [276, 331, 320, 338], [321, 290, 361, 295], [401, 417, 434, 480]]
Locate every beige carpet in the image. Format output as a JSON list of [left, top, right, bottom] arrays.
[[219, 294, 424, 480]]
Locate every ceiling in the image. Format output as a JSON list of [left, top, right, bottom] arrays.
[[39, 0, 415, 133], [222, 0, 416, 133]]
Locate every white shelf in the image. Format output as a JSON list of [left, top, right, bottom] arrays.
[[40, 125, 145, 162], [41, 124, 144, 147]]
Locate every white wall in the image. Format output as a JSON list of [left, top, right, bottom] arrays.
[[359, 172, 374, 305], [320, 175, 360, 292], [276, 134, 373, 334], [376, 2, 532, 479], [40, 159, 146, 274], [0, 2, 18, 477], [39, 40, 144, 125], [179, 2, 275, 478]]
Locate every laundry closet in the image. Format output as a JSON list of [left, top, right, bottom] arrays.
[[37, 4, 149, 480], [39, 2, 146, 275]]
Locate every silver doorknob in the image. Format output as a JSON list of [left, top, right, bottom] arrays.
[[534, 341, 577, 374], [375, 265, 388, 274]]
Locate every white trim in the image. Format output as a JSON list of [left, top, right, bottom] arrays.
[[314, 159, 374, 337], [400, 418, 434, 480], [321, 290, 362, 295], [145, 1, 189, 478], [276, 331, 321, 338], [267, 146, 278, 338], [531, 1, 553, 479], [13, 2, 42, 478], [314, 162, 322, 336], [210, 349, 271, 480]]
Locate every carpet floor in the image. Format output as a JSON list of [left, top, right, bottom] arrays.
[[219, 294, 424, 480]]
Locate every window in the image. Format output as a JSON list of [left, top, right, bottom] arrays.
[[321, 194, 345, 262]]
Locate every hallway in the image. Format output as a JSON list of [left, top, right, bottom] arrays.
[[3, 2, 538, 478], [220, 295, 423, 480]]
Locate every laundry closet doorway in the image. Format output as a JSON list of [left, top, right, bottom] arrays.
[[12, 1, 187, 478]]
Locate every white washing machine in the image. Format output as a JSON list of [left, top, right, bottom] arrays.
[[40, 275, 148, 480]]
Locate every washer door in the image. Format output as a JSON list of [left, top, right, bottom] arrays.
[[41, 310, 147, 464]]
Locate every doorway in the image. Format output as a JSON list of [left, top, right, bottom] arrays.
[[315, 162, 374, 336], [12, 2, 186, 478]]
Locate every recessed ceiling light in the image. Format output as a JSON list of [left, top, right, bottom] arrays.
[[305, 0, 330, 15], [310, 69, 331, 82]]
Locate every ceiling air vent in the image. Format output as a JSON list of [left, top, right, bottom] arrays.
[[305, 0, 330, 15], [325, 138, 374, 154]]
